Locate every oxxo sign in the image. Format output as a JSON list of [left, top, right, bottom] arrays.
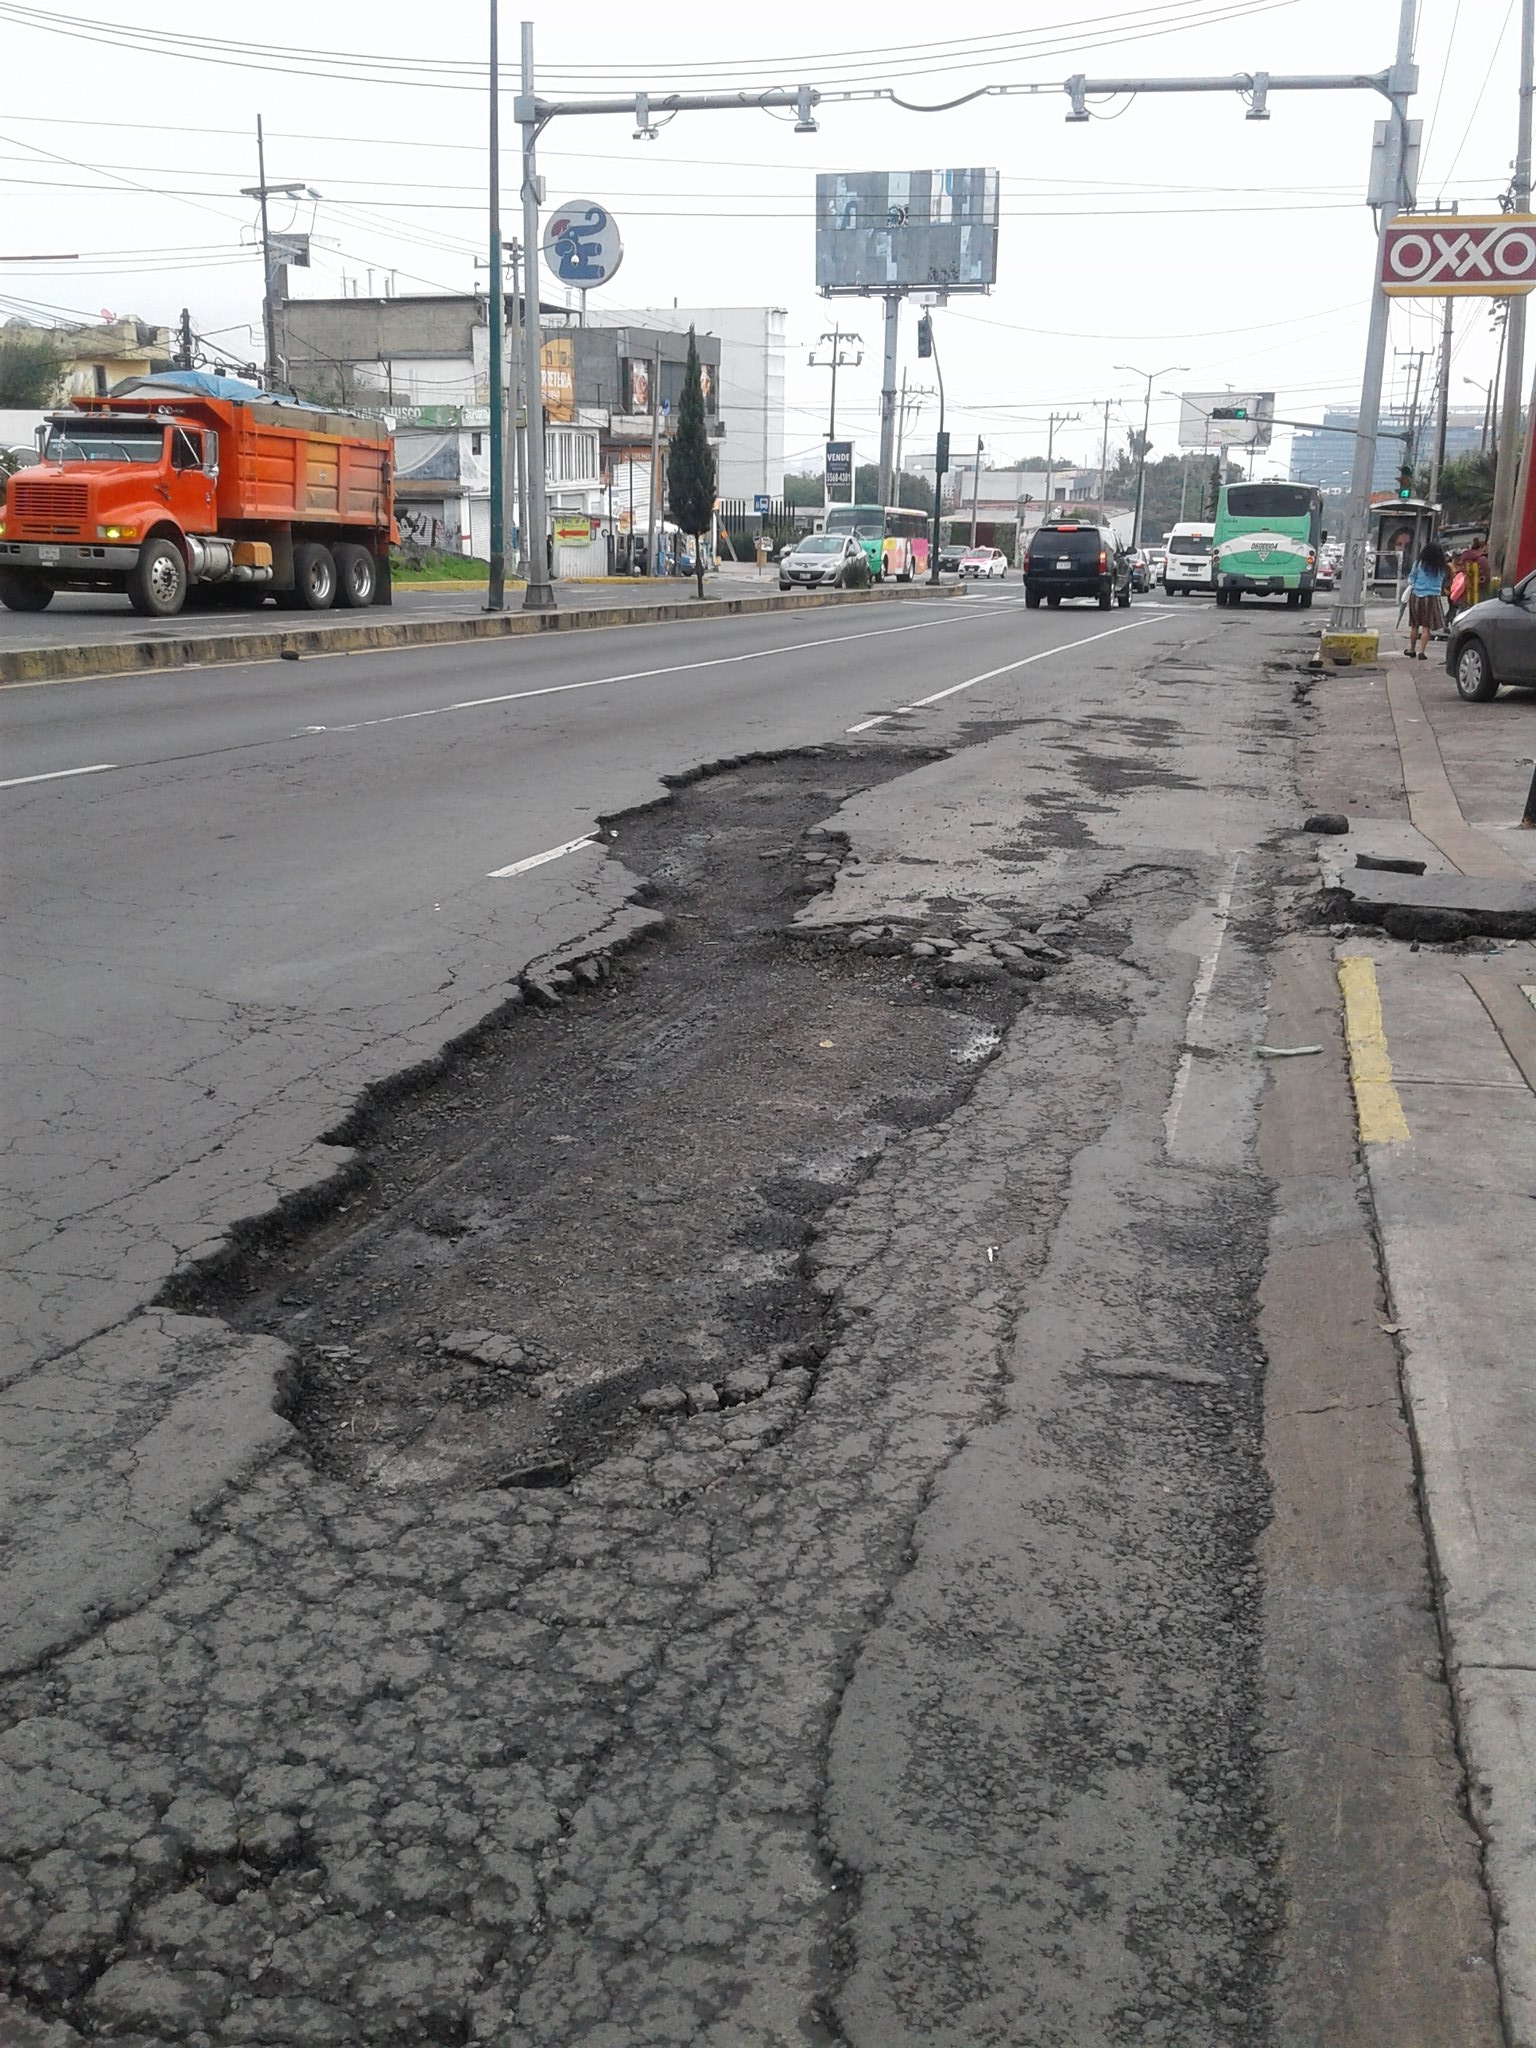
[[1381, 214, 1536, 296]]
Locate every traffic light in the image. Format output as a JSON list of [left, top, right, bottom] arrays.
[[1211, 403, 1249, 422], [935, 429, 950, 475], [917, 313, 933, 359], [1397, 464, 1414, 500]]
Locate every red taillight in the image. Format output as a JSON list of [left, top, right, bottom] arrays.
[[1098, 550, 1107, 571]]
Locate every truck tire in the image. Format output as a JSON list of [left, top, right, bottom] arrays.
[[127, 538, 188, 618], [291, 542, 337, 611], [333, 543, 376, 608], [0, 567, 53, 612]]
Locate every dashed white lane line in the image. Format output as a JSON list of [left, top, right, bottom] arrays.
[[1163, 852, 1244, 1152], [845, 614, 1173, 731], [0, 762, 118, 790], [486, 834, 597, 880], [296, 606, 1007, 739]]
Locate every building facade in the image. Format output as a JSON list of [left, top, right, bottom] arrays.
[[274, 291, 724, 569], [1288, 407, 1488, 496]]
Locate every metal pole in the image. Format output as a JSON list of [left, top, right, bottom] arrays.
[[1429, 295, 1453, 503], [1099, 398, 1111, 511], [518, 19, 555, 610], [647, 340, 662, 577], [510, 239, 526, 578], [256, 116, 276, 387], [877, 293, 899, 507], [970, 436, 982, 546], [894, 368, 908, 495], [1133, 374, 1153, 548], [1490, 0, 1535, 576], [829, 329, 840, 441], [927, 326, 946, 585], [486, 3, 505, 612], [1045, 414, 1056, 523], [1331, 0, 1419, 634]]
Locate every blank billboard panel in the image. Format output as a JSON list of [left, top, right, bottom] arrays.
[[815, 170, 1000, 293], [1177, 391, 1275, 450]]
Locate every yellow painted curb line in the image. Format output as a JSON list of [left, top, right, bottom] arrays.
[[1338, 956, 1411, 1144]]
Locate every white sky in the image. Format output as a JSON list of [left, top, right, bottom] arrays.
[[0, 0, 1521, 479]]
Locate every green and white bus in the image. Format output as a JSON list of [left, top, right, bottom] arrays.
[[1213, 482, 1324, 609], [823, 503, 930, 581]]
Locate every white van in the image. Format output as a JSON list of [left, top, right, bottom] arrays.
[[1162, 522, 1216, 596]]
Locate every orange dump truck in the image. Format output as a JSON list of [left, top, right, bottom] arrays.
[[0, 371, 393, 618]]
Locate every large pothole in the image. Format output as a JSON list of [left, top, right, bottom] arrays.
[[166, 745, 1063, 1496]]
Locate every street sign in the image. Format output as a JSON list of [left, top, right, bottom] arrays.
[[1380, 215, 1536, 296], [753, 493, 771, 514], [825, 440, 853, 494], [543, 201, 624, 288]]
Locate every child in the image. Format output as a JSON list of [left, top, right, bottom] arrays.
[[1406, 538, 1449, 661]]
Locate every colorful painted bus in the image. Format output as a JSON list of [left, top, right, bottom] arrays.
[[1213, 481, 1324, 608], [822, 502, 930, 581]]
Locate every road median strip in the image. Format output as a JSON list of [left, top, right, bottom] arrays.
[[0, 581, 964, 688]]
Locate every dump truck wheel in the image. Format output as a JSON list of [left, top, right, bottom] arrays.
[[127, 538, 188, 618], [333, 543, 376, 608]]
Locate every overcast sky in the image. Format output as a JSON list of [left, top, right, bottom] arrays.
[[0, 0, 1521, 478]]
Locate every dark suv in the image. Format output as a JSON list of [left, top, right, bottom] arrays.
[[1024, 522, 1133, 610]]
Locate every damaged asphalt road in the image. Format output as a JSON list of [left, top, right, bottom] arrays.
[[0, 598, 1496, 2043]]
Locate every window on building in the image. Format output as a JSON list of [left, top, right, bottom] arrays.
[[471, 432, 482, 455]]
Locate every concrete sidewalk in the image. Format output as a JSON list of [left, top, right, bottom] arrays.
[[1306, 631, 1536, 2047]]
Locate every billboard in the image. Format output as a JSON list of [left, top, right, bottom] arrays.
[[825, 439, 853, 498], [540, 336, 574, 423], [816, 170, 999, 294], [1177, 391, 1274, 451]]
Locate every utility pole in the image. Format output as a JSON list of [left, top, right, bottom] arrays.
[[486, 1, 506, 612], [809, 326, 863, 443], [969, 436, 984, 546], [1043, 408, 1080, 523], [877, 293, 902, 507], [176, 308, 194, 371], [894, 370, 909, 493], [646, 340, 663, 577], [1098, 398, 1112, 510], [1429, 296, 1454, 502], [1332, 0, 1420, 632], [1116, 363, 1187, 548], [509, 238, 526, 578], [1394, 345, 1429, 474], [241, 117, 307, 391], [926, 317, 947, 586], [1490, 0, 1535, 576]]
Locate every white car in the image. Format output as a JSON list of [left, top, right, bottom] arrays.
[[959, 547, 1008, 579], [778, 533, 865, 590]]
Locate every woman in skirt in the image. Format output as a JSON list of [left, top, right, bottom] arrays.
[[1406, 538, 1449, 661]]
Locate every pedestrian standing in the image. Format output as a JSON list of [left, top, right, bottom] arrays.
[[1405, 538, 1449, 661]]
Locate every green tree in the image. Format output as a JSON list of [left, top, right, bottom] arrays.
[[784, 470, 823, 506], [1427, 450, 1496, 528], [0, 327, 62, 409], [667, 326, 716, 598]]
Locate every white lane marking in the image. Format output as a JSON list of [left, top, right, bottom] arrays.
[[299, 607, 1002, 738], [0, 762, 118, 789], [486, 834, 598, 880], [843, 615, 1173, 732], [1163, 852, 1243, 1151]]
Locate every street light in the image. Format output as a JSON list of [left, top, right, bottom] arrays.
[[1116, 362, 1187, 548], [1464, 374, 1497, 456]]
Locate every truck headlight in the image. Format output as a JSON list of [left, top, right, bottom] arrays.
[[97, 524, 138, 541], [0, 521, 6, 537]]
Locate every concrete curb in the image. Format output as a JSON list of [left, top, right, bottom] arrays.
[[0, 582, 965, 687]]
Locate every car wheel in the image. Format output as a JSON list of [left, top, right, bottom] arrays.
[[1455, 637, 1498, 702], [1025, 591, 1041, 609], [0, 568, 54, 612], [291, 543, 337, 611], [1117, 584, 1131, 608], [1098, 590, 1113, 610], [127, 537, 188, 618], [333, 542, 377, 608]]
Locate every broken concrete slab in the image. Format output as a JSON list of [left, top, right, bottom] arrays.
[[1336, 869, 1536, 941]]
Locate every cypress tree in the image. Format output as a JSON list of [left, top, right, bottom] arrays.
[[667, 327, 716, 598]]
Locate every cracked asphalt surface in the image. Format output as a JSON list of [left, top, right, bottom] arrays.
[[0, 593, 1499, 2043]]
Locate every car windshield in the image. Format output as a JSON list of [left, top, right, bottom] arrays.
[[43, 421, 165, 464], [825, 508, 884, 539], [794, 535, 841, 555]]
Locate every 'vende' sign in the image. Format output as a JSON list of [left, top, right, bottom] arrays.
[[1381, 214, 1536, 296]]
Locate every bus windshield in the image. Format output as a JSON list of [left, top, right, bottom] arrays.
[[1223, 484, 1315, 522], [825, 505, 886, 540]]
